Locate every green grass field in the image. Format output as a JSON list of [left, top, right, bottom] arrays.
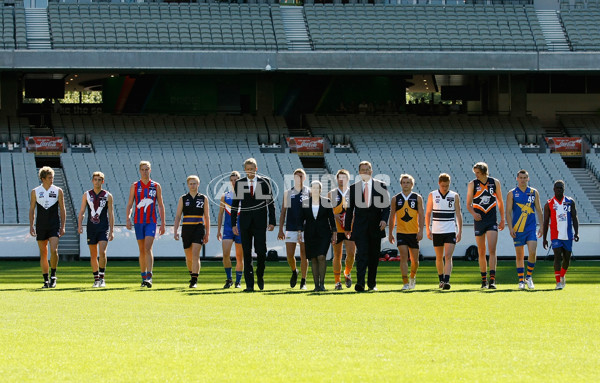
[[1, 259, 599, 382]]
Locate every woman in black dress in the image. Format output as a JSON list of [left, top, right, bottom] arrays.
[[298, 181, 337, 291]]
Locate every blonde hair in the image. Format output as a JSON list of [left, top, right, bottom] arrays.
[[473, 162, 488, 176], [39, 166, 54, 181], [400, 174, 415, 185], [438, 173, 451, 183], [293, 168, 306, 178], [244, 158, 257, 168], [92, 171, 105, 181], [230, 171, 241, 178], [186, 175, 200, 184], [139, 160, 151, 170]]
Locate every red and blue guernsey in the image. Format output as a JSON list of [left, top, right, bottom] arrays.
[[548, 195, 574, 241], [134, 180, 158, 224]]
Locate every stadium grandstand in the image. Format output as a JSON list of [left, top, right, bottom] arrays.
[[0, 0, 599, 258]]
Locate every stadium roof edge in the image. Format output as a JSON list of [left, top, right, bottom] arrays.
[[2, 50, 600, 72]]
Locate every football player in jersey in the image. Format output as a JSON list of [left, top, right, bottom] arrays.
[[29, 166, 66, 288], [77, 171, 114, 287], [542, 180, 579, 290], [277, 168, 309, 290], [328, 169, 356, 290], [125, 161, 166, 288], [466, 162, 505, 289], [505, 170, 543, 290], [425, 173, 463, 290], [217, 171, 244, 288], [389, 174, 424, 290], [174, 175, 210, 288]]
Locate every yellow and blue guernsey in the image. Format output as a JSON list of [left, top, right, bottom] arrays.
[[512, 187, 536, 232], [511, 186, 538, 282]]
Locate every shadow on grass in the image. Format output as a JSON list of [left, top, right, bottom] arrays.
[[73, 287, 130, 292], [182, 287, 274, 295], [133, 287, 184, 292], [26, 287, 133, 292]]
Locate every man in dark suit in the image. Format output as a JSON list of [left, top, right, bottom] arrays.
[[345, 161, 390, 292], [231, 158, 276, 291]]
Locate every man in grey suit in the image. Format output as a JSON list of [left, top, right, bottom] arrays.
[[345, 161, 390, 292], [231, 158, 276, 291]]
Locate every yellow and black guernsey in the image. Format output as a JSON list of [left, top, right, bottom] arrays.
[[394, 192, 420, 234], [181, 193, 206, 225]]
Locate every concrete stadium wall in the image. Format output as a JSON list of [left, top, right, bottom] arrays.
[[2, 50, 600, 72], [527, 94, 600, 127], [498, 93, 600, 127], [1, 224, 598, 259]]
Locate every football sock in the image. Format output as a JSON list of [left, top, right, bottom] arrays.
[[517, 267, 524, 283], [147, 272, 153, 280], [344, 265, 352, 277], [410, 263, 418, 279], [402, 275, 409, 285], [481, 272, 487, 284], [560, 267, 567, 278], [301, 278, 306, 286], [235, 271, 243, 284], [189, 270, 192, 275], [334, 272, 341, 283], [141, 272, 148, 281], [489, 270, 496, 281], [50, 268, 56, 278], [526, 262, 535, 279], [443, 274, 450, 283], [93, 271, 100, 281], [99, 267, 105, 279], [43, 273, 49, 282], [191, 273, 198, 284], [225, 267, 232, 280], [555, 271, 561, 283], [438, 274, 443, 282]]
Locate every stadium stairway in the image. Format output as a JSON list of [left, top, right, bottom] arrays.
[[281, 6, 311, 50], [52, 168, 79, 258], [570, 168, 600, 215], [25, 8, 52, 49], [300, 157, 330, 184], [536, 10, 570, 51]]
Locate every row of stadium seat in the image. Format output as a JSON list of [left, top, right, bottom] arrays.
[[0, 2, 27, 49], [559, 115, 600, 142], [0, 152, 38, 224], [51, 114, 287, 145], [306, 4, 546, 51], [560, 0, 600, 10], [61, 151, 304, 226], [3, 113, 600, 225], [49, 3, 287, 50], [586, 153, 600, 179], [561, 9, 600, 51], [0, 2, 599, 52], [307, 114, 600, 223]]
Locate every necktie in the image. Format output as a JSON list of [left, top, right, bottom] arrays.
[[250, 181, 254, 197], [363, 183, 369, 207]]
